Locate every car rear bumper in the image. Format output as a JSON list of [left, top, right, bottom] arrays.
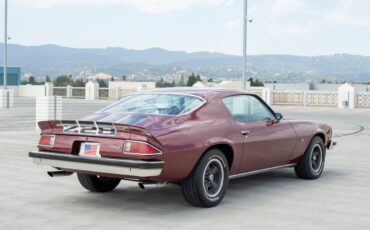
[[29, 151, 164, 177]]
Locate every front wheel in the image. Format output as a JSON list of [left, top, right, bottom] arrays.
[[77, 173, 121, 192], [180, 149, 229, 208], [295, 136, 326, 179]]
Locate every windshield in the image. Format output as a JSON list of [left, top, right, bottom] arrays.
[[101, 94, 205, 115]]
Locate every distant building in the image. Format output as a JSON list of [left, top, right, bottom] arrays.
[[193, 81, 215, 88], [0, 67, 21, 86], [264, 83, 313, 91], [90, 73, 113, 80], [313, 83, 368, 92], [192, 80, 251, 89], [218, 80, 251, 89], [109, 81, 156, 99], [264, 82, 369, 92]]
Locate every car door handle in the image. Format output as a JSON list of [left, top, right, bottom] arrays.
[[241, 130, 250, 136]]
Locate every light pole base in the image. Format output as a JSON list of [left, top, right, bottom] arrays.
[[0, 89, 14, 109]]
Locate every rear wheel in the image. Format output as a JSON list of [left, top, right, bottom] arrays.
[[295, 136, 326, 179], [180, 149, 229, 208], [77, 173, 121, 192]]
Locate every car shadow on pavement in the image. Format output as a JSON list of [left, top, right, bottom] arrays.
[[56, 168, 343, 213]]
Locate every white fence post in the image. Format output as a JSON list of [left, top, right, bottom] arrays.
[[338, 83, 357, 109], [66, 85, 73, 98], [35, 96, 62, 130], [45, 82, 54, 96], [262, 87, 272, 105], [0, 89, 14, 109], [85, 80, 99, 100]]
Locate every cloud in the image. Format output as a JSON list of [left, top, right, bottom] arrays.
[[269, 22, 318, 36], [224, 19, 242, 29], [15, 0, 230, 13], [272, 0, 307, 15], [325, 0, 370, 27]]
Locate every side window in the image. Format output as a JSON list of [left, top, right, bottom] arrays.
[[222, 95, 275, 122]]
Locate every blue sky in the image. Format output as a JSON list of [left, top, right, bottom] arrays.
[[2, 0, 370, 56]]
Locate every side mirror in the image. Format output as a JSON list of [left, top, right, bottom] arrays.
[[275, 112, 283, 121]]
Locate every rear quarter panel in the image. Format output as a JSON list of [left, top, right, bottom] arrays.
[[149, 95, 244, 182]]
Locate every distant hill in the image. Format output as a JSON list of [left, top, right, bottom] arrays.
[[1, 43, 370, 83]]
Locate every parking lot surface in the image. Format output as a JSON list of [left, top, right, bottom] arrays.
[[0, 98, 369, 230]]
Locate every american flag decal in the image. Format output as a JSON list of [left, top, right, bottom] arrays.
[[84, 144, 98, 156]]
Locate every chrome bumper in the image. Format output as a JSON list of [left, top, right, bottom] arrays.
[[328, 140, 337, 150], [29, 151, 163, 177]]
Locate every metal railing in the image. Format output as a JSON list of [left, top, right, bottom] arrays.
[[272, 90, 338, 107], [99, 88, 109, 99], [358, 92, 370, 108], [53, 87, 67, 97], [72, 87, 85, 98]]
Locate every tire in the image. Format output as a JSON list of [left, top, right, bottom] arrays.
[[77, 173, 121, 192], [180, 149, 229, 208], [294, 136, 326, 179]]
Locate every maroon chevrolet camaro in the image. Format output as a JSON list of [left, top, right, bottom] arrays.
[[30, 88, 335, 207]]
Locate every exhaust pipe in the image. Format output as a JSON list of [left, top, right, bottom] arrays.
[[47, 171, 74, 177], [138, 181, 167, 190]]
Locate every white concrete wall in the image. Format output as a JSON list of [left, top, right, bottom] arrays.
[[109, 81, 156, 90], [338, 83, 357, 109], [265, 83, 312, 91], [217, 81, 251, 90], [85, 81, 99, 100], [18, 85, 46, 97], [0, 89, 14, 108], [35, 96, 62, 129]]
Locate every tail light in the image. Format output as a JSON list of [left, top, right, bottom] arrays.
[[39, 135, 56, 147], [124, 141, 161, 155]]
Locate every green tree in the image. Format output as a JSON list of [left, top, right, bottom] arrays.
[[195, 74, 201, 82], [156, 78, 175, 88], [45, 75, 52, 82], [122, 75, 127, 81], [111, 76, 115, 82], [97, 79, 108, 88], [54, 75, 74, 86], [72, 78, 85, 87], [187, 73, 197, 86], [208, 78, 213, 82], [29, 76, 36, 85], [177, 75, 186, 87], [248, 77, 264, 87]]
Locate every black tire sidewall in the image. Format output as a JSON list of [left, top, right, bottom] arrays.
[[195, 149, 229, 206], [308, 138, 326, 177], [77, 173, 121, 192]]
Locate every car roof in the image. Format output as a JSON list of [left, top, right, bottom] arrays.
[[145, 87, 257, 100]]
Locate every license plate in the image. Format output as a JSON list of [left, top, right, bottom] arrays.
[[79, 143, 101, 158]]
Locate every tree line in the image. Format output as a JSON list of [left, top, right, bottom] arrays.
[[21, 73, 269, 88], [21, 75, 113, 87], [156, 73, 211, 88]]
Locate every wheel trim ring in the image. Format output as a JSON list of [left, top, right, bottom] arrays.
[[311, 144, 323, 173], [202, 158, 224, 198]]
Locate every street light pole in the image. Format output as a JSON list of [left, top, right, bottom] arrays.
[[3, 0, 8, 90], [242, 0, 248, 90]]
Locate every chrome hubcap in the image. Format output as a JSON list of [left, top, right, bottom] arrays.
[[311, 144, 323, 173], [202, 158, 224, 198]]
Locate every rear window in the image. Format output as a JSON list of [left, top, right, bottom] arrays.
[[101, 94, 205, 115]]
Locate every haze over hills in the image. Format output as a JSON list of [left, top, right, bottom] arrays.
[[1, 43, 370, 83]]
